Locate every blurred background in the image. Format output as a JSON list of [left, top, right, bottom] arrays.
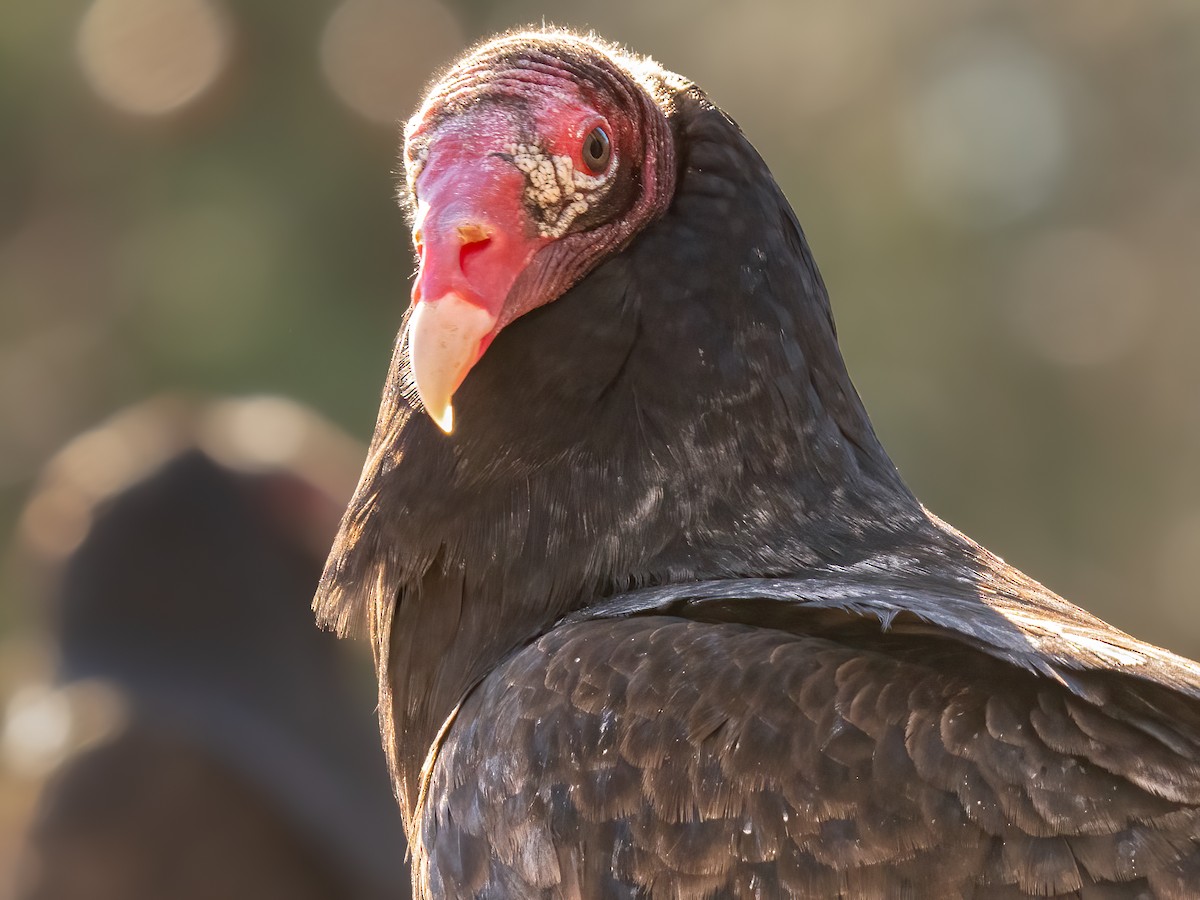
[[2, 396, 410, 898], [0, 0, 1197, 889]]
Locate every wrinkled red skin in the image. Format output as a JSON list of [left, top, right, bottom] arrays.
[[400, 40, 676, 423], [409, 78, 631, 358]]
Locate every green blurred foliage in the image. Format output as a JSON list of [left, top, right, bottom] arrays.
[[1, 0, 1198, 663]]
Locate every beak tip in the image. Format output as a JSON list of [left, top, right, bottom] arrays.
[[431, 403, 454, 434], [412, 376, 455, 433]]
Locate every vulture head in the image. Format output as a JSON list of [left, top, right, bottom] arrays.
[[401, 32, 678, 433]]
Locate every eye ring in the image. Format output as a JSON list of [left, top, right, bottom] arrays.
[[581, 126, 611, 174]]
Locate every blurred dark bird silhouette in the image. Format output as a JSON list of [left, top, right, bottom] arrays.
[[315, 30, 1200, 898], [13, 396, 409, 900]]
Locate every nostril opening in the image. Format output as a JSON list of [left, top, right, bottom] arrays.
[[459, 236, 493, 279], [456, 223, 490, 244]]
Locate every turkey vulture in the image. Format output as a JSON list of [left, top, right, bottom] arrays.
[[16, 398, 409, 900], [315, 30, 1200, 897]]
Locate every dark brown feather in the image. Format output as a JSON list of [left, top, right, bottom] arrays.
[[418, 617, 1200, 897]]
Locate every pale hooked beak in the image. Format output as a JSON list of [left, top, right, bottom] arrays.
[[406, 292, 498, 433]]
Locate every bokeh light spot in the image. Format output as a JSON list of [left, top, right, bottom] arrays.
[[1, 680, 129, 779], [18, 485, 93, 564], [899, 34, 1072, 227], [2, 685, 71, 777], [76, 0, 232, 117], [202, 396, 309, 471], [319, 0, 464, 126]]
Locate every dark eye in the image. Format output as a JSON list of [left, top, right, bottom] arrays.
[[582, 126, 611, 173]]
